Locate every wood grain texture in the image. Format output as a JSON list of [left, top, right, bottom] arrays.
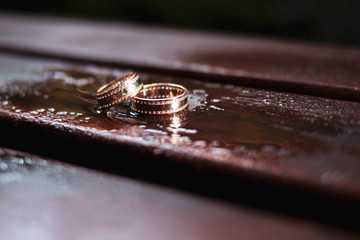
[[0, 53, 360, 205], [0, 13, 359, 100], [1, 13, 360, 234]]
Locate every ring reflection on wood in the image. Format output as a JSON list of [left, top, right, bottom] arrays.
[[130, 83, 188, 115], [96, 72, 143, 109]]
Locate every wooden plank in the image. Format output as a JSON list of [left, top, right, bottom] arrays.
[[1, 51, 360, 204], [0, 13, 359, 101], [1, 147, 358, 240]]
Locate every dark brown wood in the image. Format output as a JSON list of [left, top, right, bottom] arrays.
[[1, 13, 360, 235], [1, 52, 360, 205], [1, 147, 358, 240], [0, 13, 359, 101]]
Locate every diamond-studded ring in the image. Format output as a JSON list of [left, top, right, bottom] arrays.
[[130, 83, 188, 115], [96, 72, 143, 109]]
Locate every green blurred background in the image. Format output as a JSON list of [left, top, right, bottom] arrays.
[[1, 0, 360, 46]]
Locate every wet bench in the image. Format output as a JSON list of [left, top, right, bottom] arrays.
[[1, 12, 360, 239]]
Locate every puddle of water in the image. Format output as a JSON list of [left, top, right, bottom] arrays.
[[1, 54, 360, 190], [1, 67, 360, 154]]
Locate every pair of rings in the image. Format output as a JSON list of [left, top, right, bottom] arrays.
[[96, 73, 188, 115]]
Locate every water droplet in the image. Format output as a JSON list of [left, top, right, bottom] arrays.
[[221, 96, 231, 100], [209, 140, 221, 147], [210, 147, 231, 156], [56, 111, 68, 115], [0, 162, 8, 170], [234, 145, 249, 154], [262, 99, 270, 105], [209, 105, 224, 111], [194, 140, 207, 148]]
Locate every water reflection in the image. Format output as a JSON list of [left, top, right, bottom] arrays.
[[2, 54, 360, 199], [1, 63, 360, 169]]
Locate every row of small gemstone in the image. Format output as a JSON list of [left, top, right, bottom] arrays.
[[97, 75, 138, 100], [130, 103, 188, 115], [99, 83, 143, 109], [96, 74, 139, 100], [131, 94, 187, 105], [132, 85, 186, 105], [141, 85, 182, 94], [97, 77, 127, 98], [146, 95, 172, 99]]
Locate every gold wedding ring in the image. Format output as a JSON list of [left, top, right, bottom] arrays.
[[130, 83, 188, 114], [96, 72, 143, 109]]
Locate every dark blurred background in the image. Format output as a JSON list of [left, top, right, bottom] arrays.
[[1, 0, 360, 47]]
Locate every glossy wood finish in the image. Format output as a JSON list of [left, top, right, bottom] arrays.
[[1, 147, 358, 240], [0, 13, 360, 100], [1, 13, 360, 237], [0, 53, 360, 204]]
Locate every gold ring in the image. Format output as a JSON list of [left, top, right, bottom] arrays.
[[96, 72, 143, 109], [130, 83, 188, 114]]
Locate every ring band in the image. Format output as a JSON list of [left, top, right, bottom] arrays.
[[130, 83, 188, 115], [96, 72, 143, 109]]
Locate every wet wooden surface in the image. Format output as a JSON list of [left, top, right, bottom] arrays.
[[1, 52, 360, 202], [0, 13, 360, 100], [1, 147, 359, 240], [1, 13, 360, 237]]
